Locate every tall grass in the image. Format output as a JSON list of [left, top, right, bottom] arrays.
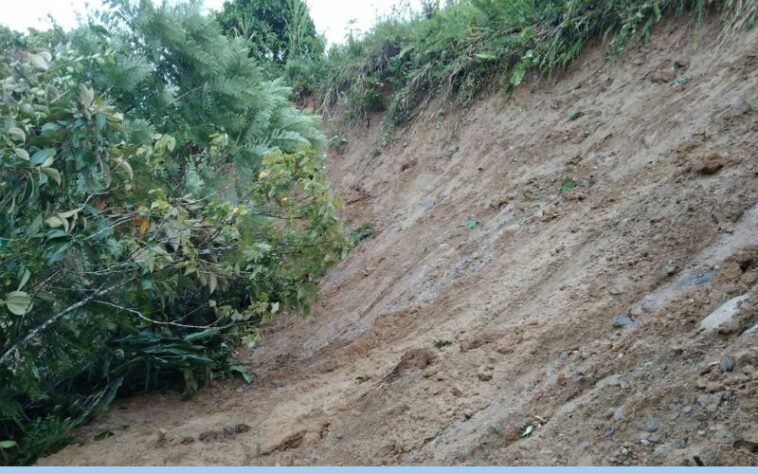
[[314, 0, 755, 130]]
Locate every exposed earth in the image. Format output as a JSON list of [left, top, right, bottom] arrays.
[[41, 19, 757, 466]]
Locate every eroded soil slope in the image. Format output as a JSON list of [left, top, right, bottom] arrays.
[[42, 20, 757, 466]]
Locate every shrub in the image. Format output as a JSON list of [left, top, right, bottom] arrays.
[[315, 0, 756, 138]]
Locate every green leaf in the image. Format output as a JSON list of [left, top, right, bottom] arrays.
[[113, 159, 134, 181], [510, 63, 526, 87], [31, 148, 55, 166], [79, 84, 94, 108], [475, 52, 497, 60], [7, 127, 26, 143], [0, 440, 17, 449], [27, 53, 49, 71], [14, 148, 30, 161], [45, 216, 65, 229], [18, 269, 30, 291], [6, 291, 32, 316], [230, 365, 253, 384], [41, 167, 62, 185]]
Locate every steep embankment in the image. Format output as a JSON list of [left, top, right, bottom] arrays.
[[42, 19, 757, 466]]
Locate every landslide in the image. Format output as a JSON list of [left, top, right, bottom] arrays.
[[41, 18, 758, 466]]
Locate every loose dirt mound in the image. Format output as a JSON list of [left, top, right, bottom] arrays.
[[41, 20, 757, 466]]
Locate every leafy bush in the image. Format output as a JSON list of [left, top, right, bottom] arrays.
[[0, 0, 348, 464]]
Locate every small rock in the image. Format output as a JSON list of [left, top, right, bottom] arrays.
[[682, 405, 693, 415], [423, 365, 440, 378], [613, 314, 634, 328], [451, 385, 464, 397], [694, 153, 725, 175], [700, 295, 750, 330], [652, 69, 676, 83], [663, 264, 678, 276], [492, 423, 503, 435], [636, 418, 662, 433], [463, 409, 474, 420], [697, 393, 721, 412], [613, 407, 625, 421], [654, 443, 674, 456], [720, 358, 734, 372], [477, 365, 494, 382], [604, 427, 616, 438], [668, 410, 680, 421], [560, 351, 570, 361]]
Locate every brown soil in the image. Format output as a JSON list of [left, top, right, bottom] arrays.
[[40, 19, 758, 466]]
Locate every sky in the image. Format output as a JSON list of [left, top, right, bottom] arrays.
[[0, 0, 422, 45]]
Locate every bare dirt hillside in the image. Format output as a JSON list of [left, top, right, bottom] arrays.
[[41, 20, 757, 466]]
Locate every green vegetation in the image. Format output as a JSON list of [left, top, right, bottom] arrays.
[[0, 0, 348, 464], [559, 179, 578, 194], [433, 339, 453, 349], [217, 0, 326, 97], [313, 0, 756, 135], [350, 223, 377, 244]]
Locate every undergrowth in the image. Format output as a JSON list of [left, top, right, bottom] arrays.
[[314, 0, 756, 136]]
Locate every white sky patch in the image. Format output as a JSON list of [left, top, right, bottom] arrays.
[[0, 0, 422, 45]]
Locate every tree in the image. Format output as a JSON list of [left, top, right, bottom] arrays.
[[216, 0, 324, 65]]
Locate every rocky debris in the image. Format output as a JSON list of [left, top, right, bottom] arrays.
[[720, 358, 734, 372], [613, 407, 625, 422], [697, 394, 721, 413], [198, 424, 251, 443], [384, 348, 437, 383], [733, 424, 758, 454], [463, 408, 474, 420], [700, 294, 750, 330], [635, 418, 662, 433], [451, 385, 464, 397], [260, 430, 307, 455], [477, 365, 494, 382], [651, 69, 676, 83], [693, 153, 726, 175], [460, 333, 498, 352], [613, 314, 634, 328], [663, 264, 678, 276]]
